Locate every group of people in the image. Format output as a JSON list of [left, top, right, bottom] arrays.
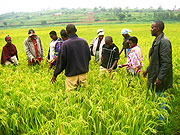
[[1, 20, 173, 93]]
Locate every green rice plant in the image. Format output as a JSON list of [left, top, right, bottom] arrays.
[[0, 23, 179, 134]]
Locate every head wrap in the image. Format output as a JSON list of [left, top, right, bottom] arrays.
[[5, 35, 11, 41], [121, 29, 132, 35], [97, 29, 104, 36], [28, 29, 36, 36]]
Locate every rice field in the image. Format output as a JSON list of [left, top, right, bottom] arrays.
[[0, 23, 180, 134]]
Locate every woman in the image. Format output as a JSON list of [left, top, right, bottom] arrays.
[[90, 29, 105, 63], [1, 35, 18, 65], [119, 36, 143, 75], [119, 29, 132, 57]]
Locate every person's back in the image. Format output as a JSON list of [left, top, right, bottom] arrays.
[[51, 24, 91, 92], [62, 33, 91, 76]]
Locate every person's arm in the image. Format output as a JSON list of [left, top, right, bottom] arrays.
[[39, 37, 44, 60], [108, 60, 118, 72], [51, 44, 66, 83], [7, 58, 14, 63], [90, 37, 96, 48], [87, 42, 91, 62], [143, 67, 149, 77], [119, 64, 128, 68], [13, 45, 19, 60], [90, 37, 97, 56], [51, 41, 62, 63], [50, 45, 58, 64], [108, 46, 120, 72], [156, 40, 172, 86], [119, 46, 124, 56], [143, 47, 153, 77], [24, 40, 34, 61], [51, 49, 65, 83]]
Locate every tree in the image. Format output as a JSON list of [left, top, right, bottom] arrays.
[[100, 7, 106, 12], [177, 13, 180, 20], [26, 16, 31, 20], [20, 21, 24, 26], [113, 8, 122, 16], [3, 22, 7, 26], [94, 7, 98, 12], [157, 5, 163, 12], [41, 20, 47, 25], [118, 13, 126, 21]]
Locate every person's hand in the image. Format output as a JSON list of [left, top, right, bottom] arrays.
[[32, 58, 36, 63], [155, 78, 162, 86], [51, 76, 57, 84], [49, 64, 52, 69], [50, 59, 55, 64], [108, 68, 113, 73], [143, 70, 147, 77], [118, 64, 123, 68]]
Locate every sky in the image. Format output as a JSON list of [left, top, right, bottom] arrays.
[[0, 0, 180, 15]]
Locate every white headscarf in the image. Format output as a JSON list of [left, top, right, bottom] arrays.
[[97, 29, 104, 36], [121, 29, 132, 34]]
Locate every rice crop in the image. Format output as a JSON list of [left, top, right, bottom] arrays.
[[0, 23, 179, 134]]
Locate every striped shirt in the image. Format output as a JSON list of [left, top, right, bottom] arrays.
[[101, 43, 119, 69]]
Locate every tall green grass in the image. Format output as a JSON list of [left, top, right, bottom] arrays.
[[0, 23, 179, 134]]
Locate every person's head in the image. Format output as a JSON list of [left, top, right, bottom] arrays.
[[49, 31, 58, 41], [105, 36, 113, 47], [60, 29, 68, 41], [121, 29, 131, 38], [66, 24, 77, 35], [97, 29, 104, 40], [151, 20, 164, 37], [5, 35, 12, 45], [128, 36, 138, 48], [28, 29, 36, 39]]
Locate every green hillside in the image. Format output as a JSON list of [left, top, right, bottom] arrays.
[[0, 7, 180, 28]]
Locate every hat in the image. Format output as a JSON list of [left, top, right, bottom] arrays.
[[121, 29, 132, 35], [28, 29, 36, 36], [97, 29, 104, 36], [5, 35, 11, 41]]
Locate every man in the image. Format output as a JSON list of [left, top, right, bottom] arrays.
[[60, 29, 68, 41], [100, 36, 119, 75], [24, 29, 44, 65], [90, 29, 105, 63], [47, 31, 63, 68], [119, 29, 132, 57], [51, 24, 91, 92], [143, 20, 173, 91]]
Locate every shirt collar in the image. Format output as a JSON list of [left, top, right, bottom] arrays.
[[68, 33, 78, 38], [155, 33, 163, 41]]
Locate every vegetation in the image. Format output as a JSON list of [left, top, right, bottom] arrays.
[[0, 7, 180, 28], [0, 23, 179, 134]]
